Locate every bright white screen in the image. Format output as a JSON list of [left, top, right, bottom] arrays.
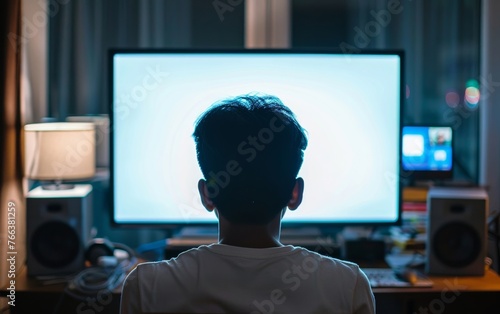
[[112, 52, 401, 224]]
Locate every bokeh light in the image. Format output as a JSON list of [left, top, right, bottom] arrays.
[[406, 85, 410, 99], [445, 91, 460, 108], [465, 86, 480, 108]]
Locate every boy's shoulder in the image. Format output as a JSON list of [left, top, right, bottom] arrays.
[[135, 244, 362, 279], [124, 244, 374, 314], [287, 246, 365, 278]]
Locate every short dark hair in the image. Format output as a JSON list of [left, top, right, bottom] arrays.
[[193, 94, 308, 224]]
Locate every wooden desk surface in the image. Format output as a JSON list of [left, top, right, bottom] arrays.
[[1, 266, 122, 314], [1, 265, 121, 294], [4, 265, 500, 291], [4, 264, 500, 295], [2, 266, 64, 293], [3, 265, 500, 314]]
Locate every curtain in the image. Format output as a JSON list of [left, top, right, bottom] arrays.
[[47, 0, 193, 248], [47, 0, 245, 248], [0, 0, 25, 291], [481, 0, 500, 271], [292, 0, 481, 182], [352, 0, 481, 183], [48, 0, 192, 118]]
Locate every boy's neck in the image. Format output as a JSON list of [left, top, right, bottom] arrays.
[[217, 215, 283, 248]]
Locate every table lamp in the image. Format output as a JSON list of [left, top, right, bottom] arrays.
[[24, 122, 96, 190]]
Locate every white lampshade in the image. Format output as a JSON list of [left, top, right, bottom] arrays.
[[24, 122, 96, 180]]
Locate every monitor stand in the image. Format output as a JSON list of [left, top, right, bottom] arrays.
[[169, 226, 330, 247], [167, 226, 219, 247], [163, 226, 341, 259], [176, 226, 218, 238], [280, 226, 323, 244]]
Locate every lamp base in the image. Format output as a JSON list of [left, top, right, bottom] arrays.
[[41, 183, 75, 190]]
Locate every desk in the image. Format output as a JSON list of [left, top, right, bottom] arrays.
[[1, 267, 121, 314], [374, 269, 500, 313], [2, 266, 500, 314]]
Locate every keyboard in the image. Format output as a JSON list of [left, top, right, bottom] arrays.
[[362, 268, 433, 288]]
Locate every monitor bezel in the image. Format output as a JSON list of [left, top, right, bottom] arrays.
[[109, 48, 404, 229]]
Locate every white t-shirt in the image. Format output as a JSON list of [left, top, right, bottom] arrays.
[[121, 244, 375, 314]]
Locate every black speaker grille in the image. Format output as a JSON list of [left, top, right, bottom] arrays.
[[31, 221, 80, 268], [433, 222, 481, 268]]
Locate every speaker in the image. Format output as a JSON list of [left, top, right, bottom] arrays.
[[27, 185, 93, 276], [426, 187, 488, 276]]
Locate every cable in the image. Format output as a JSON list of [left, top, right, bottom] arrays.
[[51, 258, 136, 314], [69, 256, 137, 296], [50, 243, 138, 313]]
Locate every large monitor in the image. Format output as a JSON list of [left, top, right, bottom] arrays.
[[110, 50, 403, 227]]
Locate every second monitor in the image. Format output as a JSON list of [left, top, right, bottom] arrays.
[[402, 126, 453, 181]]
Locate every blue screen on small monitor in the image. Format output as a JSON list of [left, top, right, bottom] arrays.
[[111, 50, 403, 226], [402, 126, 453, 171]]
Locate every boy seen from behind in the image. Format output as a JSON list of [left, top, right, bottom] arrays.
[[121, 94, 375, 314]]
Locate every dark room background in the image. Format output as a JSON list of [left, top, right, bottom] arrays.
[[46, 0, 481, 248]]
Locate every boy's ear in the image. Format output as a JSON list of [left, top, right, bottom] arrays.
[[287, 178, 304, 211], [198, 179, 216, 212]]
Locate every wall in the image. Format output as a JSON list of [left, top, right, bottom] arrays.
[[22, 0, 48, 123], [481, 0, 500, 218]]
